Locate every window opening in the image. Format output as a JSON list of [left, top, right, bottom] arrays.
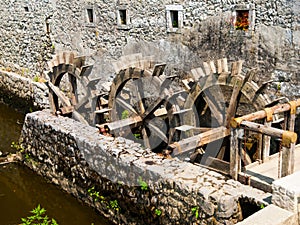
[[24, 6, 29, 12], [235, 10, 249, 31], [87, 8, 94, 23], [170, 10, 179, 28], [119, 9, 127, 25]]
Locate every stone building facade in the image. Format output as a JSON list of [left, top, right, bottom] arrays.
[[0, 0, 299, 98]]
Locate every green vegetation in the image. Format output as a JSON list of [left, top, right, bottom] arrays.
[[88, 186, 102, 202], [121, 110, 129, 119], [191, 206, 199, 219], [138, 176, 148, 191], [11, 141, 24, 152], [154, 208, 162, 216], [260, 203, 265, 209], [109, 200, 120, 211], [21, 205, 58, 225]]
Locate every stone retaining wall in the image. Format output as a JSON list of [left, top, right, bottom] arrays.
[[0, 70, 49, 111], [20, 110, 271, 224]]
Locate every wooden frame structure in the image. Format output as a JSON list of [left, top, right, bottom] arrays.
[[230, 99, 300, 181]]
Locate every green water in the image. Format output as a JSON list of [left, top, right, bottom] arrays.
[[0, 103, 110, 225]]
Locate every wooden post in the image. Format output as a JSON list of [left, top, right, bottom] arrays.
[[262, 121, 271, 162], [230, 128, 241, 180], [281, 104, 296, 177]]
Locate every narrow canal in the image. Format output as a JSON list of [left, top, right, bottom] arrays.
[[0, 103, 110, 225]]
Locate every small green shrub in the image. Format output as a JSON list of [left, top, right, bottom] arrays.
[[21, 205, 58, 225], [138, 177, 148, 191], [191, 206, 199, 219], [121, 110, 129, 119], [155, 209, 162, 216]]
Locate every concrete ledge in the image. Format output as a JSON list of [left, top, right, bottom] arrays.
[[236, 205, 297, 225]]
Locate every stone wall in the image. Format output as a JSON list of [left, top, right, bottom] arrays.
[[0, 0, 298, 99], [20, 110, 271, 224], [0, 70, 49, 111]]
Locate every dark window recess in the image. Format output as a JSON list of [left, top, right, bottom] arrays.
[[24, 6, 29, 12], [170, 10, 179, 28], [235, 10, 249, 31], [119, 10, 127, 25], [87, 8, 94, 23]]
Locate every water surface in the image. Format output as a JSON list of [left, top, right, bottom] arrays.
[[0, 103, 110, 225]]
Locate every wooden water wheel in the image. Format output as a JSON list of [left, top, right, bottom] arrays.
[[104, 54, 189, 151], [46, 51, 94, 125], [169, 58, 274, 165]]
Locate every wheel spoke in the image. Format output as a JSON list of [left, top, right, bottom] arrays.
[[147, 122, 168, 143], [116, 97, 138, 115]]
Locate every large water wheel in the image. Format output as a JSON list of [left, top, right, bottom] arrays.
[[104, 54, 190, 151], [46, 52, 95, 125]]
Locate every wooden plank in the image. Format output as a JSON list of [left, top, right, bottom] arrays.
[[222, 58, 228, 73], [170, 126, 230, 156], [106, 116, 143, 134], [217, 59, 223, 74], [46, 81, 71, 107], [203, 62, 211, 75], [203, 156, 230, 175], [209, 60, 217, 74], [230, 128, 240, 180]]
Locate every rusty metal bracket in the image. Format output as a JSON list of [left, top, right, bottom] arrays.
[[282, 130, 298, 147], [264, 108, 274, 122], [288, 101, 297, 115], [230, 117, 244, 128]]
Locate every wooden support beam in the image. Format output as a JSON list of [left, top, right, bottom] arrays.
[[46, 81, 72, 107], [225, 76, 244, 128], [105, 116, 143, 134], [231, 99, 300, 125], [230, 128, 241, 180], [238, 121, 297, 146], [170, 126, 230, 156]]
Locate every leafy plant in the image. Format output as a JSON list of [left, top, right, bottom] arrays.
[[191, 206, 199, 219], [138, 177, 148, 191], [11, 141, 24, 152], [260, 203, 265, 209], [155, 208, 162, 216], [109, 200, 120, 211], [88, 186, 100, 202], [121, 110, 129, 119], [21, 205, 58, 225]]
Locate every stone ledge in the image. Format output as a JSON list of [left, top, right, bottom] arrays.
[[236, 205, 297, 225]]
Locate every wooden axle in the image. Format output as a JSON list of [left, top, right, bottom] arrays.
[[231, 99, 300, 127], [169, 126, 230, 156]]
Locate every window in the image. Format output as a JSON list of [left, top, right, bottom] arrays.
[[117, 7, 131, 29], [235, 10, 249, 31], [24, 6, 29, 12], [232, 4, 255, 32], [86, 8, 94, 23], [170, 11, 178, 28], [119, 9, 127, 25], [166, 5, 183, 32]]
